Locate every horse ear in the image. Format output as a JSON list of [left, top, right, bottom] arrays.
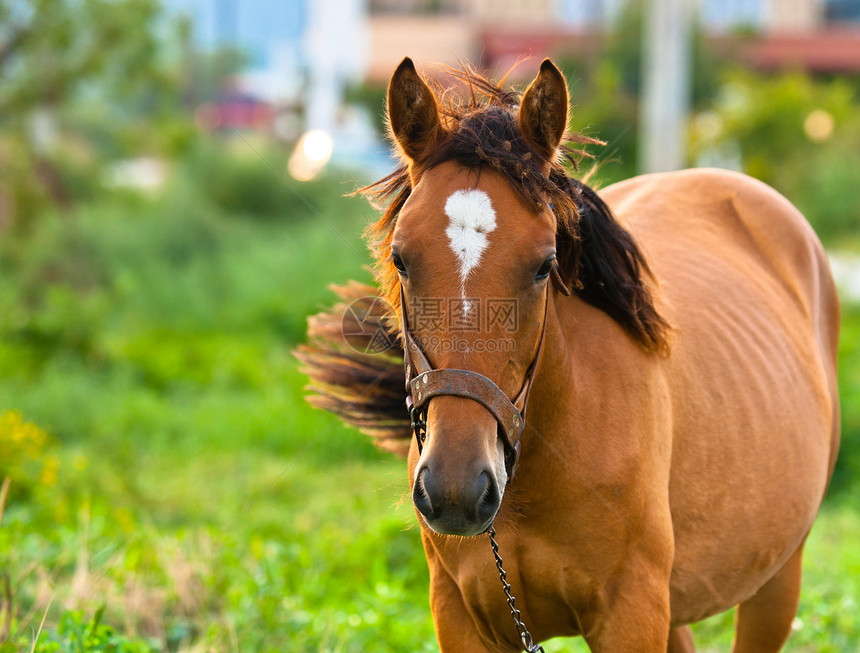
[[518, 59, 569, 162], [387, 57, 442, 163]]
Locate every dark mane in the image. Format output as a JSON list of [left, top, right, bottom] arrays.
[[363, 64, 670, 353]]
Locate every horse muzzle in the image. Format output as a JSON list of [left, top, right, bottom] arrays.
[[413, 458, 503, 536]]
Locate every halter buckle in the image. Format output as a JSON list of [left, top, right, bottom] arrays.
[[407, 396, 427, 452]]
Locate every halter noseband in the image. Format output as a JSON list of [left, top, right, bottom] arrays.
[[401, 275, 560, 483]]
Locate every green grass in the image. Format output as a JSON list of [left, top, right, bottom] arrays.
[[1, 169, 859, 652]]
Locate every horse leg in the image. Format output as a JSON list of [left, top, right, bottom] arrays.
[[732, 539, 805, 653], [667, 625, 695, 652], [582, 588, 672, 652], [580, 562, 674, 651], [580, 513, 675, 652], [430, 566, 500, 652]]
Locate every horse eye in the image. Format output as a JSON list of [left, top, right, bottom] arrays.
[[535, 257, 555, 281], [392, 253, 407, 276]]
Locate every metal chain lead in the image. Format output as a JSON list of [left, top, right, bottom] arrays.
[[488, 527, 545, 653]]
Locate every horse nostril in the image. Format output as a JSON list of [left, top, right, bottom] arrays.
[[413, 466, 434, 518], [413, 466, 501, 532], [474, 471, 501, 524]]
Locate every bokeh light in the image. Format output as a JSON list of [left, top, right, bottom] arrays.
[[288, 129, 334, 180], [804, 109, 835, 143]]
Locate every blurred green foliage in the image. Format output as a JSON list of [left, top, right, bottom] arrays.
[[834, 305, 860, 494], [690, 68, 860, 241], [1, 606, 157, 653], [0, 410, 57, 503], [0, 0, 163, 117], [181, 140, 360, 219], [555, 5, 860, 244], [0, 0, 175, 222], [555, 0, 721, 185], [0, 0, 247, 232]]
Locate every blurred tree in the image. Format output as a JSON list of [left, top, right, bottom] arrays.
[[555, 0, 722, 184], [0, 0, 188, 230], [690, 67, 860, 241], [0, 0, 162, 116], [604, 0, 719, 108]]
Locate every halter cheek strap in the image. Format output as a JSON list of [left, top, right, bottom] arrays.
[[401, 284, 551, 483]]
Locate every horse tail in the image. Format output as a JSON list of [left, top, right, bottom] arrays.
[[294, 280, 411, 457]]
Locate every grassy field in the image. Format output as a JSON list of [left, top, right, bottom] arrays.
[[1, 161, 859, 652]]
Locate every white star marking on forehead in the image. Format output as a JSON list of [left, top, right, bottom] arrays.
[[444, 189, 497, 286], [445, 189, 497, 317]]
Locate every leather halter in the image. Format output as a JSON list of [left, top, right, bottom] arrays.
[[400, 275, 559, 483]]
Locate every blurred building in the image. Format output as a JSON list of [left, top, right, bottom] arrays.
[[165, 0, 860, 178], [364, 0, 860, 82], [169, 0, 369, 130], [168, 0, 860, 93]]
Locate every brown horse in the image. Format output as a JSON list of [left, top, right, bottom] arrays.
[[298, 58, 840, 652]]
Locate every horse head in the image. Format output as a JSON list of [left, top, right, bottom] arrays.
[[386, 58, 570, 536]]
